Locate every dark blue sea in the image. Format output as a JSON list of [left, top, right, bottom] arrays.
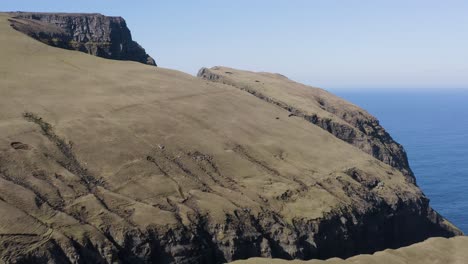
[[335, 90, 468, 234]]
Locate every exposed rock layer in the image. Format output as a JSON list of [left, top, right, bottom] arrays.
[[0, 13, 462, 263], [8, 12, 156, 66]]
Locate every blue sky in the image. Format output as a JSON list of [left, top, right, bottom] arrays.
[[2, 1, 468, 90]]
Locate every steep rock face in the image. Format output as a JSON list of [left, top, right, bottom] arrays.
[[0, 13, 462, 263], [198, 67, 414, 181], [8, 12, 156, 66]]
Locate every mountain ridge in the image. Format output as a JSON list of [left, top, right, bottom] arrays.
[[198, 66, 414, 181]]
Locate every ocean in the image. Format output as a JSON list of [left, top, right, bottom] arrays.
[[334, 90, 468, 234]]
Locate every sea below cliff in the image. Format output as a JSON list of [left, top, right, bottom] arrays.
[[336, 89, 468, 233]]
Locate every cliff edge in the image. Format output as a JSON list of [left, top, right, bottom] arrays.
[[198, 67, 414, 181], [7, 12, 156, 66]]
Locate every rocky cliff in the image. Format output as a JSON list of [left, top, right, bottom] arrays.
[[0, 13, 462, 264], [8, 12, 156, 66]]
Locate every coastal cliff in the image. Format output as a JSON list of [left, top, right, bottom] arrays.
[[198, 67, 414, 181], [0, 13, 462, 263], [8, 12, 156, 66]]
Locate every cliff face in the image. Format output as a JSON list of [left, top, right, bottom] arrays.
[[198, 67, 414, 181], [8, 12, 156, 66], [0, 13, 462, 264]]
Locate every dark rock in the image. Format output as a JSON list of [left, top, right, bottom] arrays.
[[10, 142, 30, 150], [8, 12, 156, 66]]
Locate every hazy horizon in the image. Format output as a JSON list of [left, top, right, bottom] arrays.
[[2, 0, 468, 90]]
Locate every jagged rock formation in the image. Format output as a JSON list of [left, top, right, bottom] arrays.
[[231, 236, 468, 264], [0, 13, 462, 264], [8, 12, 156, 66], [198, 67, 414, 181]]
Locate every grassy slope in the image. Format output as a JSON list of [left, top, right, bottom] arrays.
[[0, 11, 411, 225], [197, 66, 414, 178], [0, 12, 461, 262], [231, 236, 468, 264]]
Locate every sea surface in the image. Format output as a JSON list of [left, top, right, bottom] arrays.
[[335, 90, 468, 234]]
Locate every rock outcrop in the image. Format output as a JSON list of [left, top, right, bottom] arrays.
[[198, 67, 414, 182], [0, 13, 462, 264], [8, 12, 156, 66]]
